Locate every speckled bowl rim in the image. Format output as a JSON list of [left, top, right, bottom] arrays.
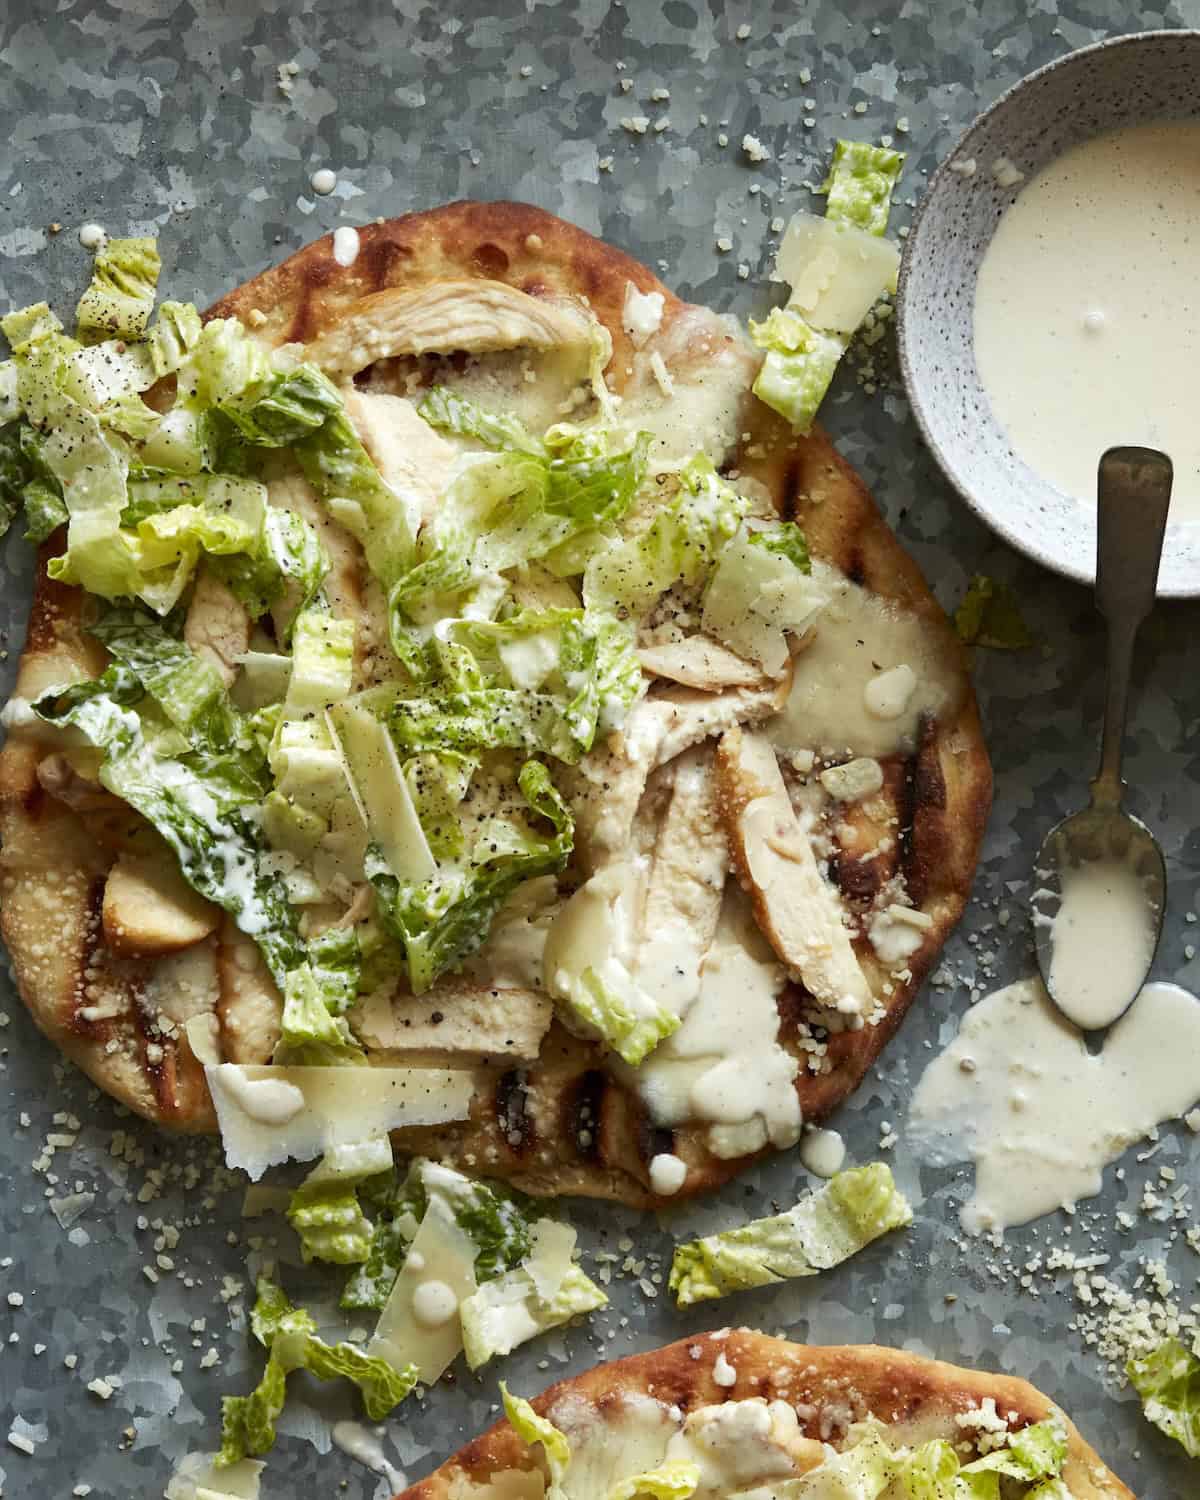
[[896, 29, 1200, 600]]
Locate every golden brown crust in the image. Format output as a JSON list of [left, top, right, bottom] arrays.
[[0, 203, 991, 1200], [402, 1332, 1132, 1500]]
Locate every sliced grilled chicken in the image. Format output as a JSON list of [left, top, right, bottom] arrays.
[[715, 726, 872, 1016], [306, 280, 604, 377], [637, 635, 769, 692], [342, 387, 458, 529], [353, 980, 553, 1062], [183, 567, 251, 688]]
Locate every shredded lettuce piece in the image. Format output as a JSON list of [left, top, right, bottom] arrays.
[[583, 454, 749, 620], [669, 1163, 912, 1306], [74, 236, 161, 344], [341, 1158, 537, 1312], [462, 1265, 608, 1369], [287, 1138, 392, 1265], [953, 574, 1034, 651], [500, 1385, 571, 1496], [0, 421, 68, 543], [286, 608, 355, 712], [747, 520, 811, 572], [89, 606, 227, 734], [1127, 1336, 1200, 1459], [218, 1276, 417, 1466], [368, 757, 573, 994], [749, 307, 846, 436], [277, 924, 365, 1065], [820, 140, 905, 236], [147, 300, 203, 379], [418, 385, 543, 454], [555, 964, 679, 1066], [219, 363, 343, 448], [32, 632, 305, 990], [607, 1462, 700, 1500]]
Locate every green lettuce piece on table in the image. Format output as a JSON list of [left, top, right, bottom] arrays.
[[218, 1276, 417, 1466], [821, 139, 905, 236], [669, 1162, 912, 1306], [1127, 1335, 1200, 1459], [74, 236, 162, 344], [461, 1264, 608, 1370], [953, 574, 1034, 650], [749, 307, 846, 437], [287, 1138, 393, 1265]]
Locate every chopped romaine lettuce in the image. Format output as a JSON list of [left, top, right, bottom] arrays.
[[218, 1276, 417, 1466], [287, 1137, 392, 1265], [820, 140, 905, 236], [212, 505, 329, 634], [462, 1264, 608, 1369], [219, 363, 343, 448], [701, 523, 830, 675], [74, 236, 162, 344], [285, 608, 355, 712], [953, 574, 1034, 651], [583, 454, 749, 621], [0, 421, 68, 543], [607, 1461, 700, 1500], [1127, 1335, 1200, 1458], [32, 634, 305, 991], [669, 1163, 912, 1306], [368, 757, 573, 994], [749, 307, 846, 436], [500, 1385, 571, 1496], [554, 963, 679, 1067], [89, 606, 227, 735], [418, 385, 543, 454], [277, 956, 365, 1066]]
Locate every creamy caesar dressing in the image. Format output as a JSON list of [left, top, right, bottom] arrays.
[[974, 120, 1200, 525], [768, 574, 958, 758], [209, 1065, 305, 1126], [633, 890, 803, 1153], [909, 976, 1200, 1234], [799, 1126, 846, 1178], [330, 1421, 406, 1492], [1045, 855, 1158, 1030]]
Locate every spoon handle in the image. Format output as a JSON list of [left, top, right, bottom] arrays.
[[1091, 446, 1172, 809]]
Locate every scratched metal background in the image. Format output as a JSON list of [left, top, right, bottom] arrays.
[[0, 1, 1198, 1495]]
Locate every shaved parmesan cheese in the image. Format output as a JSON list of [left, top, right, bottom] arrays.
[[206, 1064, 476, 1179], [369, 1197, 478, 1382], [328, 702, 437, 883], [525, 1219, 577, 1302], [184, 1013, 221, 1066], [773, 210, 899, 334], [165, 1452, 264, 1500]]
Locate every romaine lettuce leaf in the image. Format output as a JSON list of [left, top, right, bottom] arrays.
[[500, 1385, 571, 1495], [287, 1137, 392, 1264], [218, 364, 342, 448], [554, 963, 679, 1067], [285, 608, 355, 712], [212, 505, 329, 634], [89, 606, 227, 735], [277, 955, 365, 1066], [583, 453, 749, 619], [749, 307, 846, 436], [340, 1160, 431, 1313], [219, 1276, 417, 1466], [607, 1461, 700, 1500], [669, 1163, 912, 1306], [33, 642, 305, 991], [0, 420, 68, 543], [462, 1264, 608, 1369], [953, 574, 1033, 651], [820, 140, 905, 236], [747, 520, 810, 572], [368, 757, 573, 994], [1127, 1336, 1200, 1459], [418, 385, 543, 454], [74, 236, 161, 344]]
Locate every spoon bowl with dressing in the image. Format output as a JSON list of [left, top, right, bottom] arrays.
[[897, 29, 1200, 596], [1031, 446, 1170, 1036]]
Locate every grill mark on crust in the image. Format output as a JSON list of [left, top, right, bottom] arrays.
[[471, 242, 510, 278], [636, 1114, 675, 1165], [902, 715, 947, 910], [567, 1070, 607, 1162], [71, 876, 111, 1037], [365, 235, 414, 290]]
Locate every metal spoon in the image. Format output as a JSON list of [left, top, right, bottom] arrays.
[[1032, 446, 1170, 1040]]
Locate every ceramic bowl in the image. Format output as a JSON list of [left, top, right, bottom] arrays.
[[896, 30, 1200, 597]]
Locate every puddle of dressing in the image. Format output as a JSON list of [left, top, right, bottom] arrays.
[[909, 977, 1200, 1234], [331, 1420, 406, 1493], [974, 120, 1200, 526], [1044, 856, 1158, 1030], [799, 1127, 846, 1178], [768, 574, 959, 758]]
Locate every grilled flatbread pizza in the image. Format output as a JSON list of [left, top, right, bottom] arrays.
[[404, 1330, 1131, 1500], [0, 201, 989, 1203]]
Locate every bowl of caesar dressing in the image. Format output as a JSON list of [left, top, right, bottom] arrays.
[[896, 30, 1200, 596]]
